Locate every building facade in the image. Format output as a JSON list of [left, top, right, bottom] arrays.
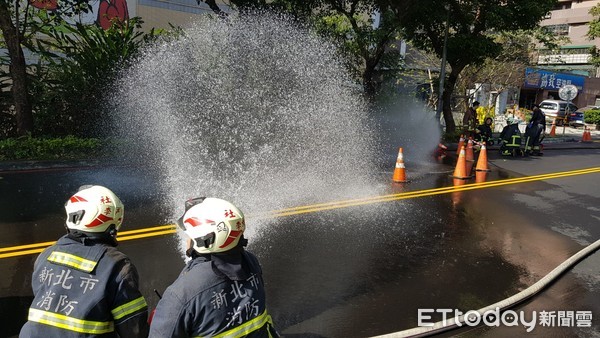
[[521, 0, 600, 108]]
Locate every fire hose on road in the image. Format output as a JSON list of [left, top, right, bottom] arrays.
[[373, 238, 600, 337]]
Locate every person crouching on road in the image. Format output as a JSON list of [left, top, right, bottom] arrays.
[[20, 185, 149, 338], [149, 197, 279, 338], [476, 117, 493, 144]]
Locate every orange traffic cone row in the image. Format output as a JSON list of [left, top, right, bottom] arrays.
[[549, 120, 556, 137], [475, 142, 491, 172], [452, 146, 471, 179], [392, 147, 408, 183], [465, 138, 475, 162], [456, 135, 465, 155]]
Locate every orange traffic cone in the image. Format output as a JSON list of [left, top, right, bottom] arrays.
[[475, 142, 491, 172], [453, 178, 466, 187], [475, 171, 487, 183], [582, 127, 592, 142], [392, 147, 408, 183], [452, 146, 471, 179], [465, 138, 474, 162], [549, 120, 556, 137], [456, 135, 465, 155]]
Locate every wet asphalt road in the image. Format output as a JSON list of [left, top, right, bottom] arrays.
[[0, 147, 599, 338]]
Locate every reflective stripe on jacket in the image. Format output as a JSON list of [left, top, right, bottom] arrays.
[[20, 235, 149, 338]]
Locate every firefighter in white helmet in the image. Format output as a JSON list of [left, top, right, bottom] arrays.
[[20, 185, 149, 338], [149, 197, 279, 338]]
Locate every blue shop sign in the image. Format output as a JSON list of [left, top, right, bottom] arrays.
[[523, 68, 585, 91]]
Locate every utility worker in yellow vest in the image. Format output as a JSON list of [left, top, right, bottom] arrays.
[[20, 185, 149, 338]]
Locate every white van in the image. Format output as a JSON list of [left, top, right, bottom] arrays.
[[538, 100, 578, 122]]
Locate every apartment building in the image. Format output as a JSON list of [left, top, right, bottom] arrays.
[[68, 0, 229, 31], [522, 0, 600, 107], [135, 0, 230, 30], [538, 0, 600, 75]]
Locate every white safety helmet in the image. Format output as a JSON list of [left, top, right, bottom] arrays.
[[65, 185, 124, 233], [177, 197, 246, 254]]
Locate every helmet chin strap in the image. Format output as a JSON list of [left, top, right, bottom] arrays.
[[186, 235, 248, 258], [66, 224, 119, 247]]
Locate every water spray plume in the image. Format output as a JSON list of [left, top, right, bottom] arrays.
[[113, 12, 380, 226]]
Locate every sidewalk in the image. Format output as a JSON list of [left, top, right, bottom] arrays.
[[1, 125, 599, 173], [448, 123, 600, 152]]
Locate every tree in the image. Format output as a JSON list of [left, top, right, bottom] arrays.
[[34, 17, 156, 136], [0, 1, 33, 135], [310, 2, 404, 96], [459, 28, 566, 110], [204, 0, 409, 98], [382, 0, 557, 132], [0, 0, 91, 135], [587, 3, 600, 70]]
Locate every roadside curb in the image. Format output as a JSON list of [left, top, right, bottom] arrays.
[[2, 141, 599, 174], [447, 140, 600, 152], [0, 159, 118, 174]]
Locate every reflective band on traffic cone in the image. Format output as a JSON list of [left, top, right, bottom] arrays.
[[452, 147, 470, 179], [456, 135, 465, 155], [392, 147, 408, 183], [475, 142, 491, 172], [549, 120, 556, 137]]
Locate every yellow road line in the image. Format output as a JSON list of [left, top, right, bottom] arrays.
[[118, 229, 178, 241], [119, 224, 176, 235], [1, 167, 598, 260], [255, 167, 600, 218], [0, 224, 177, 254], [0, 240, 57, 253], [0, 248, 47, 259]]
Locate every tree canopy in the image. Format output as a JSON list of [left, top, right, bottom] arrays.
[[382, 0, 557, 131], [0, 0, 92, 135], [205, 0, 405, 97]]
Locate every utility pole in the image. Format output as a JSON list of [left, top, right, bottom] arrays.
[[436, 7, 450, 125]]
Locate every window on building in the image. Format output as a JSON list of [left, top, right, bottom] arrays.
[[553, 1, 572, 10], [545, 24, 570, 36]]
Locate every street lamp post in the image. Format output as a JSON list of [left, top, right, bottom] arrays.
[[436, 7, 450, 125]]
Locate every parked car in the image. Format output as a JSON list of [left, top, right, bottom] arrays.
[[567, 110, 586, 127], [538, 100, 578, 125]]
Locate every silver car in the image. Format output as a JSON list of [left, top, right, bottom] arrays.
[[538, 100, 578, 125]]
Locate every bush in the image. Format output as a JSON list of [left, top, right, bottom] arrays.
[[0, 135, 109, 161], [443, 129, 464, 143], [584, 109, 600, 125]]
